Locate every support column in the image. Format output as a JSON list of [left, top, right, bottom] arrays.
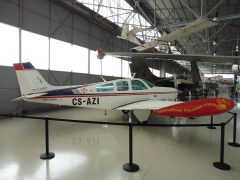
[[160, 60, 166, 78]]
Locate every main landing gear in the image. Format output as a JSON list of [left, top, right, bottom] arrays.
[[122, 110, 130, 114], [122, 110, 151, 124]]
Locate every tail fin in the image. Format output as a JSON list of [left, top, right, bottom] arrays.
[[130, 58, 158, 82], [130, 58, 176, 88], [13, 62, 54, 95], [190, 61, 202, 84]]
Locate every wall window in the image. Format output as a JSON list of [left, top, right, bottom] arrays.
[[112, 57, 121, 77], [50, 38, 88, 73], [101, 55, 113, 76], [153, 69, 160, 77], [166, 73, 173, 77], [22, 30, 48, 69], [90, 50, 101, 75], [101, 56, 121, 77], [122, 60, 131, 78], [0, 23, 19, 66]]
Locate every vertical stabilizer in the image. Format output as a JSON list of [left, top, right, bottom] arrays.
[[130, 58, 157, 82], [13, 62, 54, 95], [190, 61, 201, 84]]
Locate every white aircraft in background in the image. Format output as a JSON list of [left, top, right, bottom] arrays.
[[13, 62, 234, 122], [114, 18, 240, 73], [118, 18, 218, 51]]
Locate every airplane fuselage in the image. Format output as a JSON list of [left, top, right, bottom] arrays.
[[24, 78, 178, 110]]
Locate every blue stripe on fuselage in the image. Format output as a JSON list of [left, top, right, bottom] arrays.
[[45, 88, 76, 96], [22, 62, 34, 69]]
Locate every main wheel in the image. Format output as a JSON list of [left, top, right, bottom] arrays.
[[122, 110, 130, 114]]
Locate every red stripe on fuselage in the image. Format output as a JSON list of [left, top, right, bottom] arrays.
[[31, 92, 177, 99]]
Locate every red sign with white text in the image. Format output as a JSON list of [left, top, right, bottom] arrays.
[[153, 98, 234, 117]]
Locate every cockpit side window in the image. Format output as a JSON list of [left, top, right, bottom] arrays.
[[116, 81, 129, 91], [96, 83, 114, 92], [131, 80, 148, 90]]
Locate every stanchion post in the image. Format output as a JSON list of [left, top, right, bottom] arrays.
[[40, 116, 55, 160], [123, 112, 139, 172], [207, 115, 216, 129], [228, 112, 240, 147], [213, 123, 231, 170]]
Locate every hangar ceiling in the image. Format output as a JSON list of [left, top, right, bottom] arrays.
[[125, 0, 240, 75], [62, 0, 240, 74]]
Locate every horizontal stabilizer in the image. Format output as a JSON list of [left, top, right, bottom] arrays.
[[12, 93, 47, 101]]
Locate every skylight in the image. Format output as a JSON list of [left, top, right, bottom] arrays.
[[77, 0, 161, 41]]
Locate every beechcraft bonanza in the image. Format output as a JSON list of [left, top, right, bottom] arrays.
[[13, 62, 234, 122]]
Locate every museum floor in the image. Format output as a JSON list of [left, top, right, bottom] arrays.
[[0, 98, 240, 179]]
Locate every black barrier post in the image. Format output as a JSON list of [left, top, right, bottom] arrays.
[[40, 116, 55, 160], [207, 115, 216, 129], [228, 113, 240, 147], [123, 112, 139, 172], [213, 123, 231, 170]]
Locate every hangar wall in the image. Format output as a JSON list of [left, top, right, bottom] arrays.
[[0, 0, 132, 52], [0, 0, 190, 72], [0, 65, 119, 114], [0, 0, 189, 114], [0, 0, 130, 114]]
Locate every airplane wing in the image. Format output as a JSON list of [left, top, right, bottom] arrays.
[[116, 100, 182, 122], [116, 98, 234, 120], [115, 100, 181, 110], [105, 52, 240, 64], [133, 18, 218, 51]]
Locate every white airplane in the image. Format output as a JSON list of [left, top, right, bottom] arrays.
[[115, 18, 240, 74], [118, 18, 218, 51], [14, 62, 179, 121], [13, 62, 234, 122]]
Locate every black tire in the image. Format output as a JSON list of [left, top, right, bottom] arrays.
[[122, 110, 130, 114]]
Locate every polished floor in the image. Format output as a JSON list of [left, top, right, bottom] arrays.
[[0, 100, 240, 179]]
